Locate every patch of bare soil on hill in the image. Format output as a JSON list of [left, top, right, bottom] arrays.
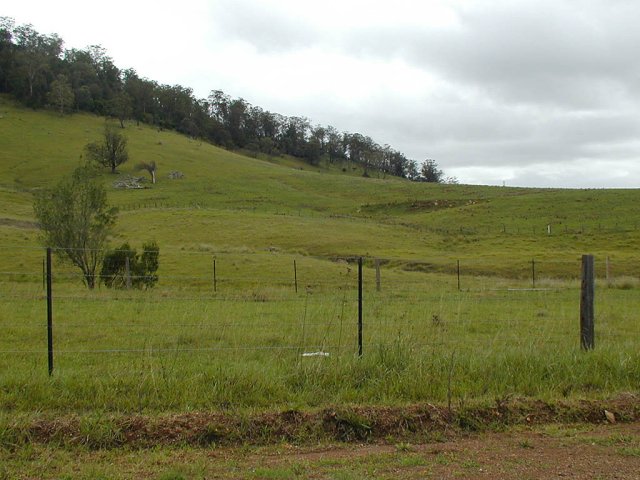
[[359, 199, 477, 214]]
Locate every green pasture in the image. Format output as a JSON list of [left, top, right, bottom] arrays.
[[1, 94, 640, 415], [1, 251, 639, 413]]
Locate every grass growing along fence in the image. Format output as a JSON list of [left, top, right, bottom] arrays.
[[1, 248, 639, 413]]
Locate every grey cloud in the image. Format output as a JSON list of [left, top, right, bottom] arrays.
[[504, 158, 640, 188], [210, 0, 319, 52], [202, 0, 640, 186], [209, 0, 640, 112], [344, 1, 640, 109], [207, 0, 640, 109]]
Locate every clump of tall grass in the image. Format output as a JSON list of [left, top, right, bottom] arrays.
[[606, 276, 639, 290]]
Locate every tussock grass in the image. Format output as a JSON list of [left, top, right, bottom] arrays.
[[606, 276, 640, 290]]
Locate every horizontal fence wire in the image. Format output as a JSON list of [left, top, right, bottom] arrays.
[[7, 329, 635, 356], [0, 247, 638, 377], [0, 338, 597, 356], [0, 318, 596, 330]]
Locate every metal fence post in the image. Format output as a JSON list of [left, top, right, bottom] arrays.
[[358, 257, 363, 357], [46, 247, 53, 376]]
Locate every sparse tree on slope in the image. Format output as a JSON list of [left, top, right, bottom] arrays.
[[86, 126, 129, 173], [33, 165, 117, 289], [420, 159, 444, 183]]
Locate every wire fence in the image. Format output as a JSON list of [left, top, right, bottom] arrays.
[[0, 245, 639, 376], [3, 245, 640, 284]]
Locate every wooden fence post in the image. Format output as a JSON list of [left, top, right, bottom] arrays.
[[457, 260, 461, 291], [531, 258, 536, 289], [580, 255, 595, 350], [213, 258, 217, 293], [375, 259, 381, 292], [294, 259, 298, 294]]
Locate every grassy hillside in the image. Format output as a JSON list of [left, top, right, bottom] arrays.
[[2, 93, 640, 282]]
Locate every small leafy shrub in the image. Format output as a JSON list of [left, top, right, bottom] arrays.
[[101, 241, 159, 289]]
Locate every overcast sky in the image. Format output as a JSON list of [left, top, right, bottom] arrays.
[[5, 0, 640, 187]]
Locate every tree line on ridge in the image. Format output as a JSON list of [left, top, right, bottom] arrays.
[[0, 17, 452, 183]]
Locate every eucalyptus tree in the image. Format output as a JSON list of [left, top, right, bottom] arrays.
[[47, 74, 74, 115], [420, 159, 444, 183], [12, 23, 62, 106], [33, 165, 117, 289]]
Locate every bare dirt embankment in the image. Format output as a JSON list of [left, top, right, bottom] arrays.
[[3, 395, 640, 478], [9, 394, 640, 449]]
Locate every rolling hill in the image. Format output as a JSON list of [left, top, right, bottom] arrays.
[[1, 93, 639, 280]]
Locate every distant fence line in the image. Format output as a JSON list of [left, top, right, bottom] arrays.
[[0, 244, 638, 288]]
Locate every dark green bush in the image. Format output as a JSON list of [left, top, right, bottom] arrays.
[[100, 241, 159, 289]]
